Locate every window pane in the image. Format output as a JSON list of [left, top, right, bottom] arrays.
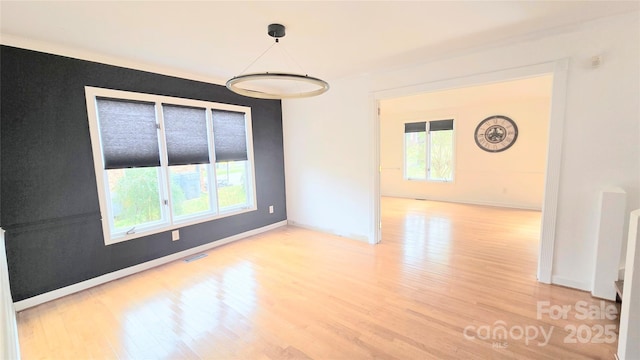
[[170, 164, 212, 218], [108, 167, 163, 230], [429, 130, 454, 181], [405, 132, 426, 179], [216, 161, 249, 209]]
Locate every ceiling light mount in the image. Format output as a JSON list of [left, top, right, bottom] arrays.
[[226, 23, 329, 100], [267, 23, 286, 40]]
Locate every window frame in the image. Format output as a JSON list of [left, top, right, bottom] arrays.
[[403, 118, 456, 183], [85, 86, 257, 245]]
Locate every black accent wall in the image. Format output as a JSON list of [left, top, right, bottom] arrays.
[[0, 46, 287, 301]]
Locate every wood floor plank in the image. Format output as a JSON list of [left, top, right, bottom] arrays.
[[16, 197, 620, 359]]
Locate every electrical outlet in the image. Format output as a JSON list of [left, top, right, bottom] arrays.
[[269, 205, 274, 214], [172, 230, 180, 241]]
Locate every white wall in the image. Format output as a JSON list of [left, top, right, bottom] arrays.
[[282, 12, 639, 290], [282, 77, 375, 241], [379, 77, 552, 210]]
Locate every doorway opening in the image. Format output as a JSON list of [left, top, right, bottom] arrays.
[[372, 60, 569, 283]]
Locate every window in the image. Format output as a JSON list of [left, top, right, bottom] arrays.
[[404, 122, 427, 180], [404, 119, 454, 182], [85, 87, 256, 244]]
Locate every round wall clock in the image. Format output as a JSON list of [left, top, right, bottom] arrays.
[[474, 115, 518, 153]]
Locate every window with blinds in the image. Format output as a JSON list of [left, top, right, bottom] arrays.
[[86, 87, 256, 245], [404, 119, 455, 182]]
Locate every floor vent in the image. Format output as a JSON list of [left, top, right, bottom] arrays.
[[184, 253, 208, 263]]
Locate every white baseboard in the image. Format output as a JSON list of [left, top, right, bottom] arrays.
[[381, 194, 542, 211], [551, 275, 591, 292], [14, 220, 287, 311], [287, 220, 370, 243]]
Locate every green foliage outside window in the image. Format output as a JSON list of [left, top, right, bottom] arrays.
[[429, 130, 453, 181], [111, 162, 249, 229], [111, 167, 161, 229], [405, 132, 426, 179], [216, 161, 248, 208]]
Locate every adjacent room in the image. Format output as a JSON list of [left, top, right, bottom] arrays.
[[380, 75, 552, 210], [1, 2, 639, 359], [378, 75, 552, 280]]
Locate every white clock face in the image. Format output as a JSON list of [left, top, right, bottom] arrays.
[[474, 115, 518, 152]]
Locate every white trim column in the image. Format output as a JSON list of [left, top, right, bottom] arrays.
[[537, 59, 569, 284], [618, 210, 640, 359], [1, 228, 21, 359]]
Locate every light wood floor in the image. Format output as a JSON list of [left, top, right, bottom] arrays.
[[17, 197, 619, 359]]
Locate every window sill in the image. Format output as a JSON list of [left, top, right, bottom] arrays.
[[104, 204, 258, 245]]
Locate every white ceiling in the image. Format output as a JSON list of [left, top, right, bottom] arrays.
[[1, 1, 638, 83]]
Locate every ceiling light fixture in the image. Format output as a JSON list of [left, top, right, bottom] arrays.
[[226, 23, 330, 99]]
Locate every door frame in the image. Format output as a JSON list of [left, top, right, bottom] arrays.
[[371, 59, 569, 284]]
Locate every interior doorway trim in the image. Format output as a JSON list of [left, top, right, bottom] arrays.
[[372, 59, 569, 284]]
